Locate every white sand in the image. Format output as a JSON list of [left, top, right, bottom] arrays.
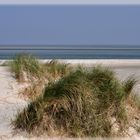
[[0, 66, 28, 139], [0, 60, 140, 139], [41, 59, 140, 68]]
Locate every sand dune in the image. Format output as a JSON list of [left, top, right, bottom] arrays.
[[0, 66, 28, 139], [0, 60, 140, 139]]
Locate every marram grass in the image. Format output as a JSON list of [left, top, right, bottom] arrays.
[[13, 65, 138, 137], [10, 54, 71, 83], [10, 53, 45, 82], [45, 59, 72, 81]]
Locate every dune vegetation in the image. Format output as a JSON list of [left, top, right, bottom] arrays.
[[11, 54, 72, 100], [10, 54, 72, 82], [12, 63, 140, 137], [45, 59, 72, 82], [10, 53, 45, 82]]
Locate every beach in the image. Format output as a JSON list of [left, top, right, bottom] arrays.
[[0, 59, 140, 139]]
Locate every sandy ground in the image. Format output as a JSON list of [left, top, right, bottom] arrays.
[[0, 66, 28, 139], [0, 60, 140, 139]]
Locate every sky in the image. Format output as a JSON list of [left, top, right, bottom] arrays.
[[0, 4, 140, 45], [0, 0, 140, 5]]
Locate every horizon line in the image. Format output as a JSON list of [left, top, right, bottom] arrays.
[[0, 44, 140, 46]]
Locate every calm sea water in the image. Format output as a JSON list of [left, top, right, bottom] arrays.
[[0, 46, 140, 59]]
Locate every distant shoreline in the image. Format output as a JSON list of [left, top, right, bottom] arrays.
[[1, 46, 140, 59], [1, 45, 140, 50]]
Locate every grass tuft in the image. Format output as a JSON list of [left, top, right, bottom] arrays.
[[123, 76, 137, 99], [45, 60, 72, 81], [13, 97, 44, 132], [10, 53, 45, 82], [13, 65, 138, 137]]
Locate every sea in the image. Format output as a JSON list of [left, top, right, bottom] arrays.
[[0, 45, 140, 59]]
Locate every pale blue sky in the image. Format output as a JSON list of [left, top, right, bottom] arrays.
[[0, 0, 140, 5], [0, 5, 140, 45]]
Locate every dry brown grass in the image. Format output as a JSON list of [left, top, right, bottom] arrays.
[[10, 53, 46, 82], [13, 66, 139, 137], [45, 60, 72, 81]]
